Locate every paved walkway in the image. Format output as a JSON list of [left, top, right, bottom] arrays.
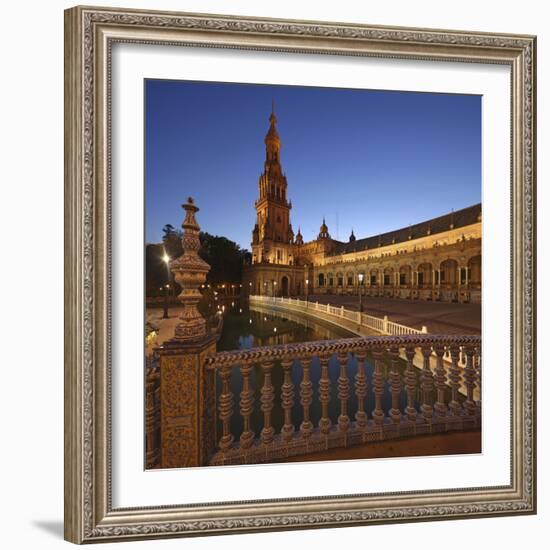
[[304, 294, 481, 334]]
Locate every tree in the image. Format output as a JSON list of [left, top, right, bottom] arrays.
[[145, 226, 249, 297], [162, 224, 183, 259], [198, 232, 248, 285], [145, 243, 171, 296]]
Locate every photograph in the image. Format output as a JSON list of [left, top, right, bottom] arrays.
[[144, 80, 482, 469], [62, 4, 537, 543]]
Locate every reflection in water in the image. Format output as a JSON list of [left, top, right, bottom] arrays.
[[216, 302, 455, 441], [217, 302, 355, 350]]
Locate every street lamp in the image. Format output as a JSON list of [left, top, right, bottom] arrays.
[[273, 280, 277, 297], [162, 284, 170, 319], [162, 252, 171, 319], [358, 273, 364, 313], [305, 278, 309, 304]]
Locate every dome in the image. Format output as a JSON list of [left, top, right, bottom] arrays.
[[318, 218, 330, 240]]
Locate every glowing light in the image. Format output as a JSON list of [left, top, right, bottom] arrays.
[[162, 252, 170, 264]]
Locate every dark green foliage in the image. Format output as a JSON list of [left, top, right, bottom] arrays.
[[145, 227, 249, 296], [198, 232, 248, 285]]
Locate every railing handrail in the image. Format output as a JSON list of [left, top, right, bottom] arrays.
[[250, 294, 425, 335], [204, 333, 481, 370]]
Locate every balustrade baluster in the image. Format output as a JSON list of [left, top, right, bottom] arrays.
[[433, 344, 448, 419], [389, 347, 402, 423], [218, 365, 234, 452], [239, 364, 255, 449], [448, 344, 462, 417], [475, 344, 482, 413], [354, 351, 368, 429], [260, 361, 275, 445], [372, 349, 385, 425], [463, 345, 477, 416], [420, 346, 434, 422], [404, 346, 417, 422], [318, 354, 332, 435], [281, 359, 295, 441], [337, 352, 350, 433], [299, 358, 314, 438]]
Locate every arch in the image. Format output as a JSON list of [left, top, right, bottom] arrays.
[[398, 264, 412, 286], [369, 268, 378, 285], [467, 255, 482, 287], [417, 262, 433, 287], [281, 276, 289, 296], [346, 270, 354, 287], [440, 258, 458, 285], [318, 273, 325, 287], [383, 267, 394, 286]]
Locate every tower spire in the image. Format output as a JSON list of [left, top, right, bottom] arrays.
[[252, 105, 290, 253], [265, 101, 280, 162]]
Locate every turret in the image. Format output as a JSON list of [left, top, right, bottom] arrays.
[[318, 218, 330, 240]]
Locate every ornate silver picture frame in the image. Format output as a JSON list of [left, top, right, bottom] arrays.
[[64, 5, 536, 543]]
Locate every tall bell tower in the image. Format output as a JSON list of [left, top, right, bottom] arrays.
[[251, 103, 294, 264]]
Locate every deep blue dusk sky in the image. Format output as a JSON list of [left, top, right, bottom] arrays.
[[145, 80, 481, 250]]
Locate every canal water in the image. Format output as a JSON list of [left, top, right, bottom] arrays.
[[216, 301, 449, 442]]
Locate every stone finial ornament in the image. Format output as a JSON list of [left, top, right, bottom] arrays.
[[170, 197, 211, 341]]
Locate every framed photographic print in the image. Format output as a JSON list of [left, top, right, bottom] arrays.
[[64, 5, 537, 543]]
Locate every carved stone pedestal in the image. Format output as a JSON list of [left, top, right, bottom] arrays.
[[156, 197, 217, 468], [158, 337, 217, 468]]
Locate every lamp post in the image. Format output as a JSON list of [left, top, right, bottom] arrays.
[[162, 284, 170, 319], [305, 278, 309, 304], [358, 273, 364, 313], [162, 252, 171, 318], [273, 280, 277, 297]]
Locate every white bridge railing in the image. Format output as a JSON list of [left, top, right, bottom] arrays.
[[250, 295, 427, 336]]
